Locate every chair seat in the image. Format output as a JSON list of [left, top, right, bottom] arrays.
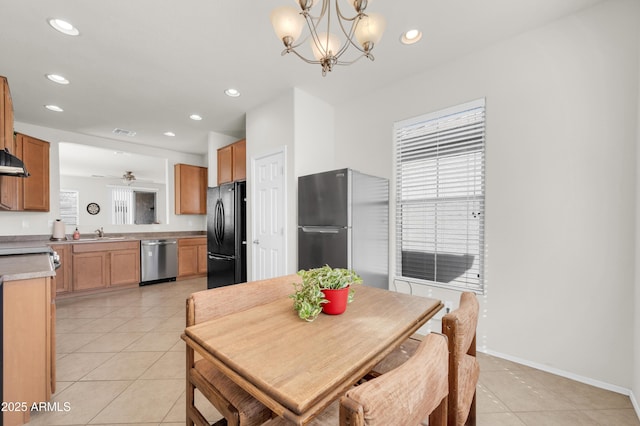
[[455, 354, 480, 426], [368, 336, 421, 377], [194, 359, 272, 424]]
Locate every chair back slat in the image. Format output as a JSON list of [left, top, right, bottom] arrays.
[[187, 273, 300, 326]]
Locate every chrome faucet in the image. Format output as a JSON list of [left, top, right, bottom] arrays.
[[95, 227, 105, 238]]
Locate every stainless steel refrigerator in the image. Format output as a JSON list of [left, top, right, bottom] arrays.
[[207, 181, 247, 289], [298, 168, 389, 289]]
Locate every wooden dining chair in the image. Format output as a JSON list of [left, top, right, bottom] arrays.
[[442, 292, 480, 426], [261, 333, 449, 426], [340, 332, 449, 426], [367, 291, 480, 426], [185, 273, 301, 426]]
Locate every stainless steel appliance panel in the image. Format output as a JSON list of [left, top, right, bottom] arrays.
[[140, 239, 178, 284], [298, 226, 349, 271], [297, 168, 389, 289], [298, 168, 348, 227]]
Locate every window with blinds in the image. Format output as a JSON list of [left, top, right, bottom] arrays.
[[394, 99, 486, 293], [111, 186, 134, 225], [59, 190, 79, 227]]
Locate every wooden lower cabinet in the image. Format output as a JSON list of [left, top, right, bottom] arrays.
[[3, 276, 53, 426], [71, 241, 140, 293], [72, 251, 109, 291], [110, 248, 140, 287], [178, 237, 207, 279], [50, 244, 72, 295]]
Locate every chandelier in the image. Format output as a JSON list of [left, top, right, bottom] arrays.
[[270, 0, 386, 76], [122, 171, 136, 185]]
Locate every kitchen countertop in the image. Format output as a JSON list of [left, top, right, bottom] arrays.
[[0, 232, 205, 248], [0, 253, 55, 283]]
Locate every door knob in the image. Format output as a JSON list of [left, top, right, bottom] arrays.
[[253, 239, 260, 245]]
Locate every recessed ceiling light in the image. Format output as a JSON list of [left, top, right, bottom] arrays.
[[45, 74, 70, 85], [190, 114, 203, 121], [44, 105, 64, 112], [48, 18, 79, 36], [401, 29, 422, 45], [164, 131, 176, 137], [225, 88, 240, 98]]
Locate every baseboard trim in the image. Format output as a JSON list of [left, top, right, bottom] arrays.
[[483, 349, 631, 396], [630, 390, 640, 421]]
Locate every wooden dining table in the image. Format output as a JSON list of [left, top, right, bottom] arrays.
[[182, 285, 443, 425]]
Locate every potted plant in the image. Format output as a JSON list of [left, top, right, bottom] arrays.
[[290, 265, 362, 321]]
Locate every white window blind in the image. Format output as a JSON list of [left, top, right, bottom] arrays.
[[111, 186, 134, 225], [394, 99, 486, 293], [59, 190, 79, 227]]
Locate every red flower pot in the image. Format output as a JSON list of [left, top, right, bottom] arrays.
[[321, 287, 350, 315]]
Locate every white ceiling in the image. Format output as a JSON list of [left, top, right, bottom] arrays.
[[0, 0, 604, 157]]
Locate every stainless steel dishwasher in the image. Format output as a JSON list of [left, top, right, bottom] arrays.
[[140, 239, 178, 285]]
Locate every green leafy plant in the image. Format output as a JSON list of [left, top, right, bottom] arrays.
[[290, 265, 363, 321]]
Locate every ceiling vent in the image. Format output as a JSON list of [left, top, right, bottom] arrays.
[[112, 128, 136, 137]]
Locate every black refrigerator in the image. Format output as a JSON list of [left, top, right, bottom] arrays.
[[207, 181, 247, 289]]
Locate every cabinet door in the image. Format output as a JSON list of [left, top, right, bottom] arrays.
[[17, 133, 50, 211], [0, 77, 17, 210], [232, 139, 246, 181], [197, 243, 208, 274], [178, 245, 198, 278], [0, 76, 13, 151], [175, 164, 207, 214], [217, 145, 233, 184], [51, 244, 72, 295], [72, 252, 108, 291], [3, 276, 52, 426], [110, 249, 140, 287]]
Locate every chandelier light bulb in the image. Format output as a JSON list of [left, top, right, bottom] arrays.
[[310, 32, 341, 61], [271, 6, 305, 47], [354, 12, 386, 50]]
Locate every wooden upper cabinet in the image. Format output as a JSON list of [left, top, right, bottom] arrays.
[[17, 133, 50, 211], [0, 76, 17, 211], [175, 163, 207, 215], [0, 76, 13, 151], [217, 145, 233, 184], [217, 139, 246, 184]]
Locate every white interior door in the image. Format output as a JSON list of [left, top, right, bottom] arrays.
[[251, 149, 286, 280]]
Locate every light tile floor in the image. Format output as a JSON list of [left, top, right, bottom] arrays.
[[25, 277, 639, 426]]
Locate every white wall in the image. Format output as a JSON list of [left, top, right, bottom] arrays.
[[634, 24, 640, 411], [59, 175, 166, 232], [335, 0, 639, 391], [245, 91, 296, 279], [245, 88, 338, 280], [0, 122, 207, 236], [293, 88, 336, 177]]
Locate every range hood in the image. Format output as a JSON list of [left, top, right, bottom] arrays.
[[0, 148, 29, 177]]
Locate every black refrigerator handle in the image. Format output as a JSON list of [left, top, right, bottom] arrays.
[[216, 199, 225, 245], [214, 199, 222, 246]]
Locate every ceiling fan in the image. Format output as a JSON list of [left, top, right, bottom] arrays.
[[122, 171, 136, 185]]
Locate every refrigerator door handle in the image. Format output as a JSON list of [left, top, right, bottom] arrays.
[[216, 199, 225, 244], [214, 199, 224, 246], [300, 226, 343, 234], [208, 253, 235, 261]]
